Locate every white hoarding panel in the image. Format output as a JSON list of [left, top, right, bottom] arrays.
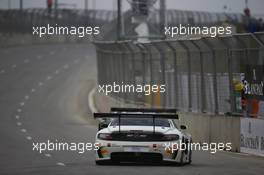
[[240, 118, 264, 156]]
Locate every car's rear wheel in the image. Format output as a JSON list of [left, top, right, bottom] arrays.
[[187, 140, 192, 164], [187, 149, 192, 164], [179, 150, 185, 166]]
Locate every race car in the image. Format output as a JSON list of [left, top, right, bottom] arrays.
[[94, 108, 192, 165]]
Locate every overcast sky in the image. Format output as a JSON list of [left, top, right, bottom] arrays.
[[0, 0, 263, 15]]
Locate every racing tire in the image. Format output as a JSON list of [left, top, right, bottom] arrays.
[[187, 140, 192, 164], [187, 149, 192, 165], [179, 150, 185, 166]]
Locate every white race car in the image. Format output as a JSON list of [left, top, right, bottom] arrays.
[[94, 108, 192, 165]]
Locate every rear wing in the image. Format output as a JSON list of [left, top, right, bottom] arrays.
[[94, 113, 178, 119], [110, 107, 177, 114], [94, 108, 178, 133]]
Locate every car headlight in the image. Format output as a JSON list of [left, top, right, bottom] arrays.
[[98, 133, 113, 140], [163, 134, 179, 141]]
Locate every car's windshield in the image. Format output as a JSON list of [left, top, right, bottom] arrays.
[[110, 117, 171, 127]]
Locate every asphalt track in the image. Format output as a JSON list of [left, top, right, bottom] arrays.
[[0, 43, 263, 175]]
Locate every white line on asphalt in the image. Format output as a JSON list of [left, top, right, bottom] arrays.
[[44, 153, 52, 157], [38, 82, 43, 86], [17, 109, 22, 113], [88, 88, 98, 113], [74, 59, 80, 64], [17, 122, 22, 126], [26, 136, 32, 140], [55, 70, 60, 74], [46, 76, 52, 80], [21, 129, 27, 133], [56, 162, 66, 166], [20, 102, 25, 106], [31, 88, 36, 93], [25, 95, 29, 100], [15, 115, 20, 119], [63, 64, 69, 69]]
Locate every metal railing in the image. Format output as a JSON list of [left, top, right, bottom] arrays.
[[94, 32, 264, 118]]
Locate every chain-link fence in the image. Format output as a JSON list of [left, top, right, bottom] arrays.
[[94, 32, 264, 118]]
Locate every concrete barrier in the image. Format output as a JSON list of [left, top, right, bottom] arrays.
[[179, 113, 240, 152], [94, 92, 241, 152]]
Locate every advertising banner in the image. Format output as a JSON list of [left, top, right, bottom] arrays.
[[244, 65, 264, 100], [240, 118, 264, 156]]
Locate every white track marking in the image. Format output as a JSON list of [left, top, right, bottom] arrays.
[[74, 59, 80, 64], [88, 88, 98, 113], [55, 70, 60, 74], [46, 76, 52, 80], [20, 102, 25, 106], [31, 88, 36, 93], [26, 136, 32, 140], [63, 64, 69, 69], [56, 162, 66, 166], [17, 122, 22, 126], [17, 109, 22, 113], [45, 153, 52, 157], [38, 82, 43, 86], [24, 95, 29, 100], [21, 129, 27, 133], [15, 115, 20, 119]]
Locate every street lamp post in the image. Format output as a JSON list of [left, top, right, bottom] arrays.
[[8, 0, 11, 9], [19, 0, 23, 10], [85, 0, 88, 11], [117, 0, 122, 40]]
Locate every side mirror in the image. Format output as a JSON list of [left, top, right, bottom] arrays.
[[98, 122, 108, 131], [180, 125, 187, 130]]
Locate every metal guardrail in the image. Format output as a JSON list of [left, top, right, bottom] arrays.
[[94, 32, 264, 118]]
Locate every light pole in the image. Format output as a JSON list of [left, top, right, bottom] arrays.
[[19, 0, 23, 10], [117, 0, 122, 40], [85, 0, 88, 11], [8, 0, 11, 9], [160, 0, 166, 38], [55, 0, 58, 18]]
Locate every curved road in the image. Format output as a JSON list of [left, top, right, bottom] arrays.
[[0, 43, 263, 175]]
